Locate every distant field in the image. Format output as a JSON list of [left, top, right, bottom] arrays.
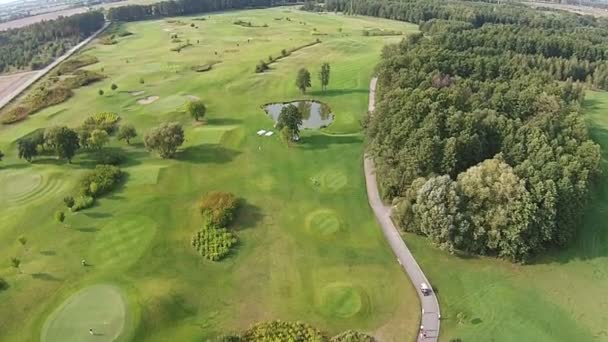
[[526, 1, 608, 17], [0, 71, 37, 103], [0, 8, 419, 341]]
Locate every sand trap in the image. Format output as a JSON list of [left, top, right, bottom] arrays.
[[163, 28, 172, 32], [138, 96, 159, 105], [185, 95, 200, 101], [130, 91, 145, 96]]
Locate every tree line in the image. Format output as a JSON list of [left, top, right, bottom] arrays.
[[0, 11, 105, 73], [107, 0, 273, 22], [342, 0, 605, 262]]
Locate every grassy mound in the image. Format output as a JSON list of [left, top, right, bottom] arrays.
[[318, 283, 365, 318], [306, 209, 341, 236]]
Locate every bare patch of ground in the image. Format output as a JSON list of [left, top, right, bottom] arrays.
[[138, 96, 159, 105], [185, 95, 200, 101], [130, 91, 145, 96], [0, 71, 37, 106]]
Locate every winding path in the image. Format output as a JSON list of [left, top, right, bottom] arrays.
[[0, 21, 110, 111], [364, 77, 441, 341]]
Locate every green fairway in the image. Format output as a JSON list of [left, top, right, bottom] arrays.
[[0, 8, 419, 341], [399, 90, 608, 341], [41, 285, 127, 342]]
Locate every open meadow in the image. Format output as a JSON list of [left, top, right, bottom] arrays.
[[0, 8, 420, 341]]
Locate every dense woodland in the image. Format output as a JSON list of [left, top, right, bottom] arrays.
[[310, 0, 606, 262], [0, 12, 104, 73]]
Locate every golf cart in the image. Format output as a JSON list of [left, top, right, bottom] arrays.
[[420, 282, 431, 296]]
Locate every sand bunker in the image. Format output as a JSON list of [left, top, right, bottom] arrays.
[[138, 96, 159, 105], [185, 95, 200, 101], [130, 91, 145, 96]]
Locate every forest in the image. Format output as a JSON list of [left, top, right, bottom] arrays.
[[0, 12, 105, 73], [314, 0, 605, 262]]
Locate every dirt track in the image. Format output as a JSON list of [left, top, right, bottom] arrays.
[[0, 72, 37, 102]]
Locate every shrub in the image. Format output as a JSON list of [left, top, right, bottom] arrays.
[[199, 191, 238, 227], [241, 321, 326, 341], [111, 83, 118, 91], [78, 165, 123, 198], [82, 112, 120, 133], [55, 55, 99, 75], [72, 195, 95, 212], [255, 60, 269, 73], [95, 150, 126, 165], [191, 224, 238, 261], [61, 70, 105, 89], [63, 196, 75, 209], [0, 277, 8, 292], [331, 330, 376, 341]]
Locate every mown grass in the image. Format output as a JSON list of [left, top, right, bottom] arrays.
[[0, 8, 419, 341]]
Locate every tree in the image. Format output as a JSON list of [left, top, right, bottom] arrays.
[[117, 124, 137, 144], [276, 105, 302, 141], [0, 150, 4, 162], [98, 89, 104, 96], [279, 127, 293, 147], [63, 196, 75, 209], [296, 68, 311, 94], [10, 257, 20, 273], [43, 126, 80, 163], [55, 211, 65, 226], [139, 78, 145, 84], [111, 83, 118, 91], [319, 63, 330, 91], [187, 100, 206, 121], [18, 138, 39, 162], [144, 122, 184, 158], [88, 129, 109, 150]]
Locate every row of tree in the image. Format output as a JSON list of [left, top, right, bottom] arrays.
[[107, 0, 273, 22], [360, 1, 603, 262], [0, 11, 105, 72]]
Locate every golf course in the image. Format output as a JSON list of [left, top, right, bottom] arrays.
[[0, 7, 420, 341]]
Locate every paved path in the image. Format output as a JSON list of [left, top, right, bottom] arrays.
[[0, 21, 110, 111], [364, 77, 441, 341]]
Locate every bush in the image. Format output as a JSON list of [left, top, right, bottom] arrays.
[[95, 150, 126, 165], [61, 70, 105, 89], [78, 164, 123, 197], [255, 60, 269, 73], [241, 321, 326, 341], [72, 195, 95, 212], [0, 277, 8, 291], [55, 55, 99, 75], [63, 196, 75, 209], [199, 191, 238, 226], [191, 224, 238, 261], [331, 331, 376, 342], [82, 112, 120, 133]]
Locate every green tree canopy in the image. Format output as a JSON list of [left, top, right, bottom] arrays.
[[296, 68, 311, 94], [187, 100, 207, 121], [144, 122, 185, 158]]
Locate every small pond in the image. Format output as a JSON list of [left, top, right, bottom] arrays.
[[263, 100, 334, 129]]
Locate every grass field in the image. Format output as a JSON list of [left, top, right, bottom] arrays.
[[0, 8, 420, 341], [401, 90, 608, 341]]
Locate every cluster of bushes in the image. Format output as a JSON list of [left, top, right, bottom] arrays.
[[233, 20, 268, 28], [170, 41, 193, 53], [192, 191, 240, 261], [0, 277, 8, 292], [1, 55, 104, 125], [65, 164, 123, 212], [361, 0, 603, 262], [254, 39, 321, 73], [362, 29, 401, 36], [191, 225, 238, 261], [219, 321, 376, 341]]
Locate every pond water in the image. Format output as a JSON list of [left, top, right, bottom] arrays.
[[263, 100, 334, 129]]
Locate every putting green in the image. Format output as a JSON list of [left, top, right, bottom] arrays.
[[0, 170, 67, 206], [306, 209, 341, 236], [317, 282, 365, 318], [314, 169, 348, 192], [41, 285, 127, 342]]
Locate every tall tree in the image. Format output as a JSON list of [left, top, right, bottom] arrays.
[[117, 124, 137, 145], [18, 138, 40, 162], [43, 126, 80, 163], [319, 63, 330, 91], [144, 122, 185, 158], [88, 129, 109, 150], [187, 100, 207, 121], [296, 68, 311, 94], [276, 105, 303, 141]]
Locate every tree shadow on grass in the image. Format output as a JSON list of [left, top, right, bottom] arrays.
[[0, 163, 30, 170], [309, 89, 369, 97], [231, 200, 264, 231], [300, 134, 362, 150], [176, 144, 240, 164], [40, 250, 56, 256], [84, 212, 112, 219], [206, 117, 243, 126], [31, 273, 61, 281]]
